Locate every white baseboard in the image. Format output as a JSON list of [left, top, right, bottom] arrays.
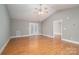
[[0, 39, 10, 54], [10, 34, 79, 45], [10, 34, 43, 39], [62, 39, 79, 44], [42, 34, 53, 38], [10, 35, 31, 39], [42, 34, 79, 44]]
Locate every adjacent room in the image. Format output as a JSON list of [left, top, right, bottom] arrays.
[[0, 4, 79, 55]]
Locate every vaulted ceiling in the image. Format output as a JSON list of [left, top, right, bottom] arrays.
[[6, 4, 79, 22]]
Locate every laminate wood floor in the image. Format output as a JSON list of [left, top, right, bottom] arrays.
[[2, 35, 79, 55]]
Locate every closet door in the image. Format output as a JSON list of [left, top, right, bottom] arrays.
[[29, 23, 39, 35]]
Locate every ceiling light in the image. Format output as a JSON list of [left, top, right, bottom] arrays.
[[34, 4, 48, 15]]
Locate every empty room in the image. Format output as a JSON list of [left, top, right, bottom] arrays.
[[0, 4, 79, 55]]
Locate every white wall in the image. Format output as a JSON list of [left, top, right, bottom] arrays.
[[0, 5, 10, 49], [42, 7, 79, 42], [10, 19, 42, 36]]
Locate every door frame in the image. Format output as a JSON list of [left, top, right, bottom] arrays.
[[29, 23, 39, 35], [53, 20, 63, 37]]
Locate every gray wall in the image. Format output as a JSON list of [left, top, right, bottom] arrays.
[[10, 19, 42, 36], [0, 5, 10, 49], [42, 7, 79, 42]]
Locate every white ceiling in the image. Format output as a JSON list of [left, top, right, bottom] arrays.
[[6, 4, 79, 22]]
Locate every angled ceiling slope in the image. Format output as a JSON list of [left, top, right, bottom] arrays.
[[6, 4, 79, 22]]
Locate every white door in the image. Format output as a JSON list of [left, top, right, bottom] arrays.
[[29, 23, 39, 35], [53, 20, 62, 37]]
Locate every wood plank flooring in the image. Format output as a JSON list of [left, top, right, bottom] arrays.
[[2, 35, 79, 55]]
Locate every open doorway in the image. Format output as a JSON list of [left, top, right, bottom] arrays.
[[53, 20, 62, 38], [29, 23, 39, 36]]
